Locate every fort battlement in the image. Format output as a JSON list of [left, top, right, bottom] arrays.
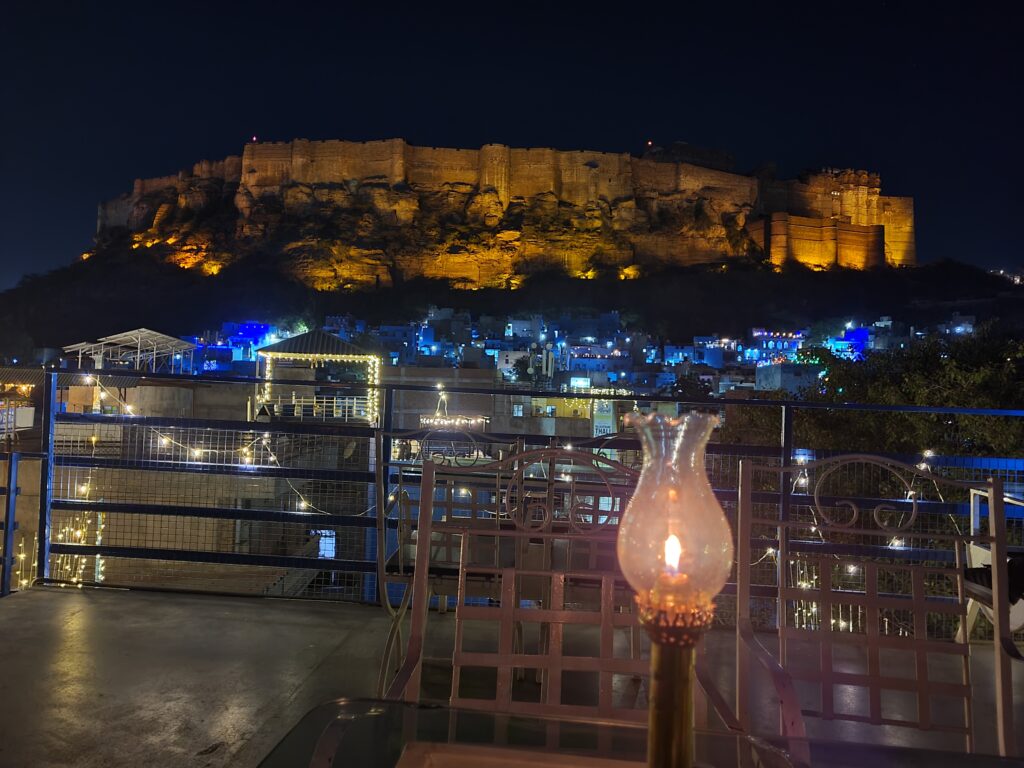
[[97, 138, 915, 280]]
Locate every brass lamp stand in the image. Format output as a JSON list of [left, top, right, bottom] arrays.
[[637, 594, 715, 768]]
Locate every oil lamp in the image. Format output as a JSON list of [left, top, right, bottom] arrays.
[[618, 412, 734, 768]]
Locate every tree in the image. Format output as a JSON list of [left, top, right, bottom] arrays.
[[721, 331, 1024, 456], [511, 354, 534, 383], [673, 372, 712, 401]]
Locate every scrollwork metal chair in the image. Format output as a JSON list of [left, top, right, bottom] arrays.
[[735, 454, 1018, 760], [962, 489, 1024, 637], [382, 446, 742, 737]]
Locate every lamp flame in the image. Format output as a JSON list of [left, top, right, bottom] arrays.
[[664, 534, 682, 573]]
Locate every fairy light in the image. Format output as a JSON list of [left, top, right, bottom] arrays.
[[79, 371, 352, 525], [258, 351, 382, 425]]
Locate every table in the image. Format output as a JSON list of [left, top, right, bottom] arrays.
[[257, 699, 1022, 768]]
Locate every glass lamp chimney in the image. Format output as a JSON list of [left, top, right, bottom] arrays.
[[617, 412, 733, 611]]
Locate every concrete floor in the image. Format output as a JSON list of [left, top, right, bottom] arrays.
[[0, 587, 391, 768], [1, 587, 1023, 767]]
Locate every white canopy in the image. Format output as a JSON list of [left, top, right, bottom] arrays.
[[64, 328, 195, 371]]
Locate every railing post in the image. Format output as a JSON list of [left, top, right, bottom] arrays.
[[1, 452, 18, 596], [375, 386, 395, 606], [36, 371, 56, 583], [778, 404, 793, 635], [988, 478, 1017, 758], [380, 385, 394, 459], [779, 404, 794, 520], [736, 459, 753, 731]]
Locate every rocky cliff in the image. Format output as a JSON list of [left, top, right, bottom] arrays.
[[92, 138, 914, 288]]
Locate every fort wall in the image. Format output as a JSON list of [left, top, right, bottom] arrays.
[[767, 213, 885, 270], [98, 138, 916, 273], [880, 195, 915, 267], [133, 174, 180, 197]]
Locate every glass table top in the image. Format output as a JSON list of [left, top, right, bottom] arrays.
[[257, 698, 1022, 768]]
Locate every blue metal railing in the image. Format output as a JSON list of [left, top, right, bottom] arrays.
[[2, 370, 1020, 601]]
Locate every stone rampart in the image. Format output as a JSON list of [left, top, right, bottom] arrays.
[[767, 213, 885, 270], [133, 174, 179, 197], [96, 138, 916, 276]]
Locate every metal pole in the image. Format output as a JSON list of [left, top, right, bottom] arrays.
[[988, 478, 1017, 758], [36, 372, 56, 583], [779, 404, 794, 519], [1, 452, 18, 596], [778, 404, 794, 637], [647, 643, 696, 768], [375, 387, 395, 607]]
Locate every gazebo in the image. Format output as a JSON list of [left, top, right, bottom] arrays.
[[256, 330, 382, 423], [64, 328, 195, 372]]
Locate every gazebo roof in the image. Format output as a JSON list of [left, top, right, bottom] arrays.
[[257, 330, 373, 359], [62, 328, 195, 372], [64, 328, 195, 357]]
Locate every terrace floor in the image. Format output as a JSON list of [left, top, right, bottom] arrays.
[[0, 588, 390, 768], [0, 587, 1022, 767]]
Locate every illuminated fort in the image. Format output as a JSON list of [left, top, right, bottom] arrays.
[[96, 138, 915, 288]]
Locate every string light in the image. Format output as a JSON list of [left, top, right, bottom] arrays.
[[84, 374, 326, 514]]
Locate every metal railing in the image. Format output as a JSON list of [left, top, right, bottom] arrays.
[[2, 370, 1021, 633]]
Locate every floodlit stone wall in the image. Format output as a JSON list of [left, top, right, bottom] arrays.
[[96, 138, 916, 281]]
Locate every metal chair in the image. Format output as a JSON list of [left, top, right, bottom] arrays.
[[962, 489, 1024, 637], [383, 447, 742, 735], [735, 454, 1018, 761]]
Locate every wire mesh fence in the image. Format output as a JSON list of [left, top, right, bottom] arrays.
[[6, 374, 1019, 650], [46, 392, 380, 600]]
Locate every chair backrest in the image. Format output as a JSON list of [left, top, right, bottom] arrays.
[[405, 448, 650, 720], [736, 454, 1016, 756], [968, 489, 1024, 632], [387, 443, 745, 734]]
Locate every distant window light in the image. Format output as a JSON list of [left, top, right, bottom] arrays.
[[512, 404, 524, 417]]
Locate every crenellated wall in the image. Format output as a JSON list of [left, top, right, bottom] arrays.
[[96, 138, 916, 278], [765, 214, 885, 270], [236, 140, 713, 210], [759, 169, 915, 268]]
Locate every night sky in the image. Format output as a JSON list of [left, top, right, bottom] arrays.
[[1, 1, 1020, 288]]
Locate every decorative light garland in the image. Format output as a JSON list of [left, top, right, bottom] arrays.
[[419, 415, 488, 428], [258, 351, 382, 425]]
